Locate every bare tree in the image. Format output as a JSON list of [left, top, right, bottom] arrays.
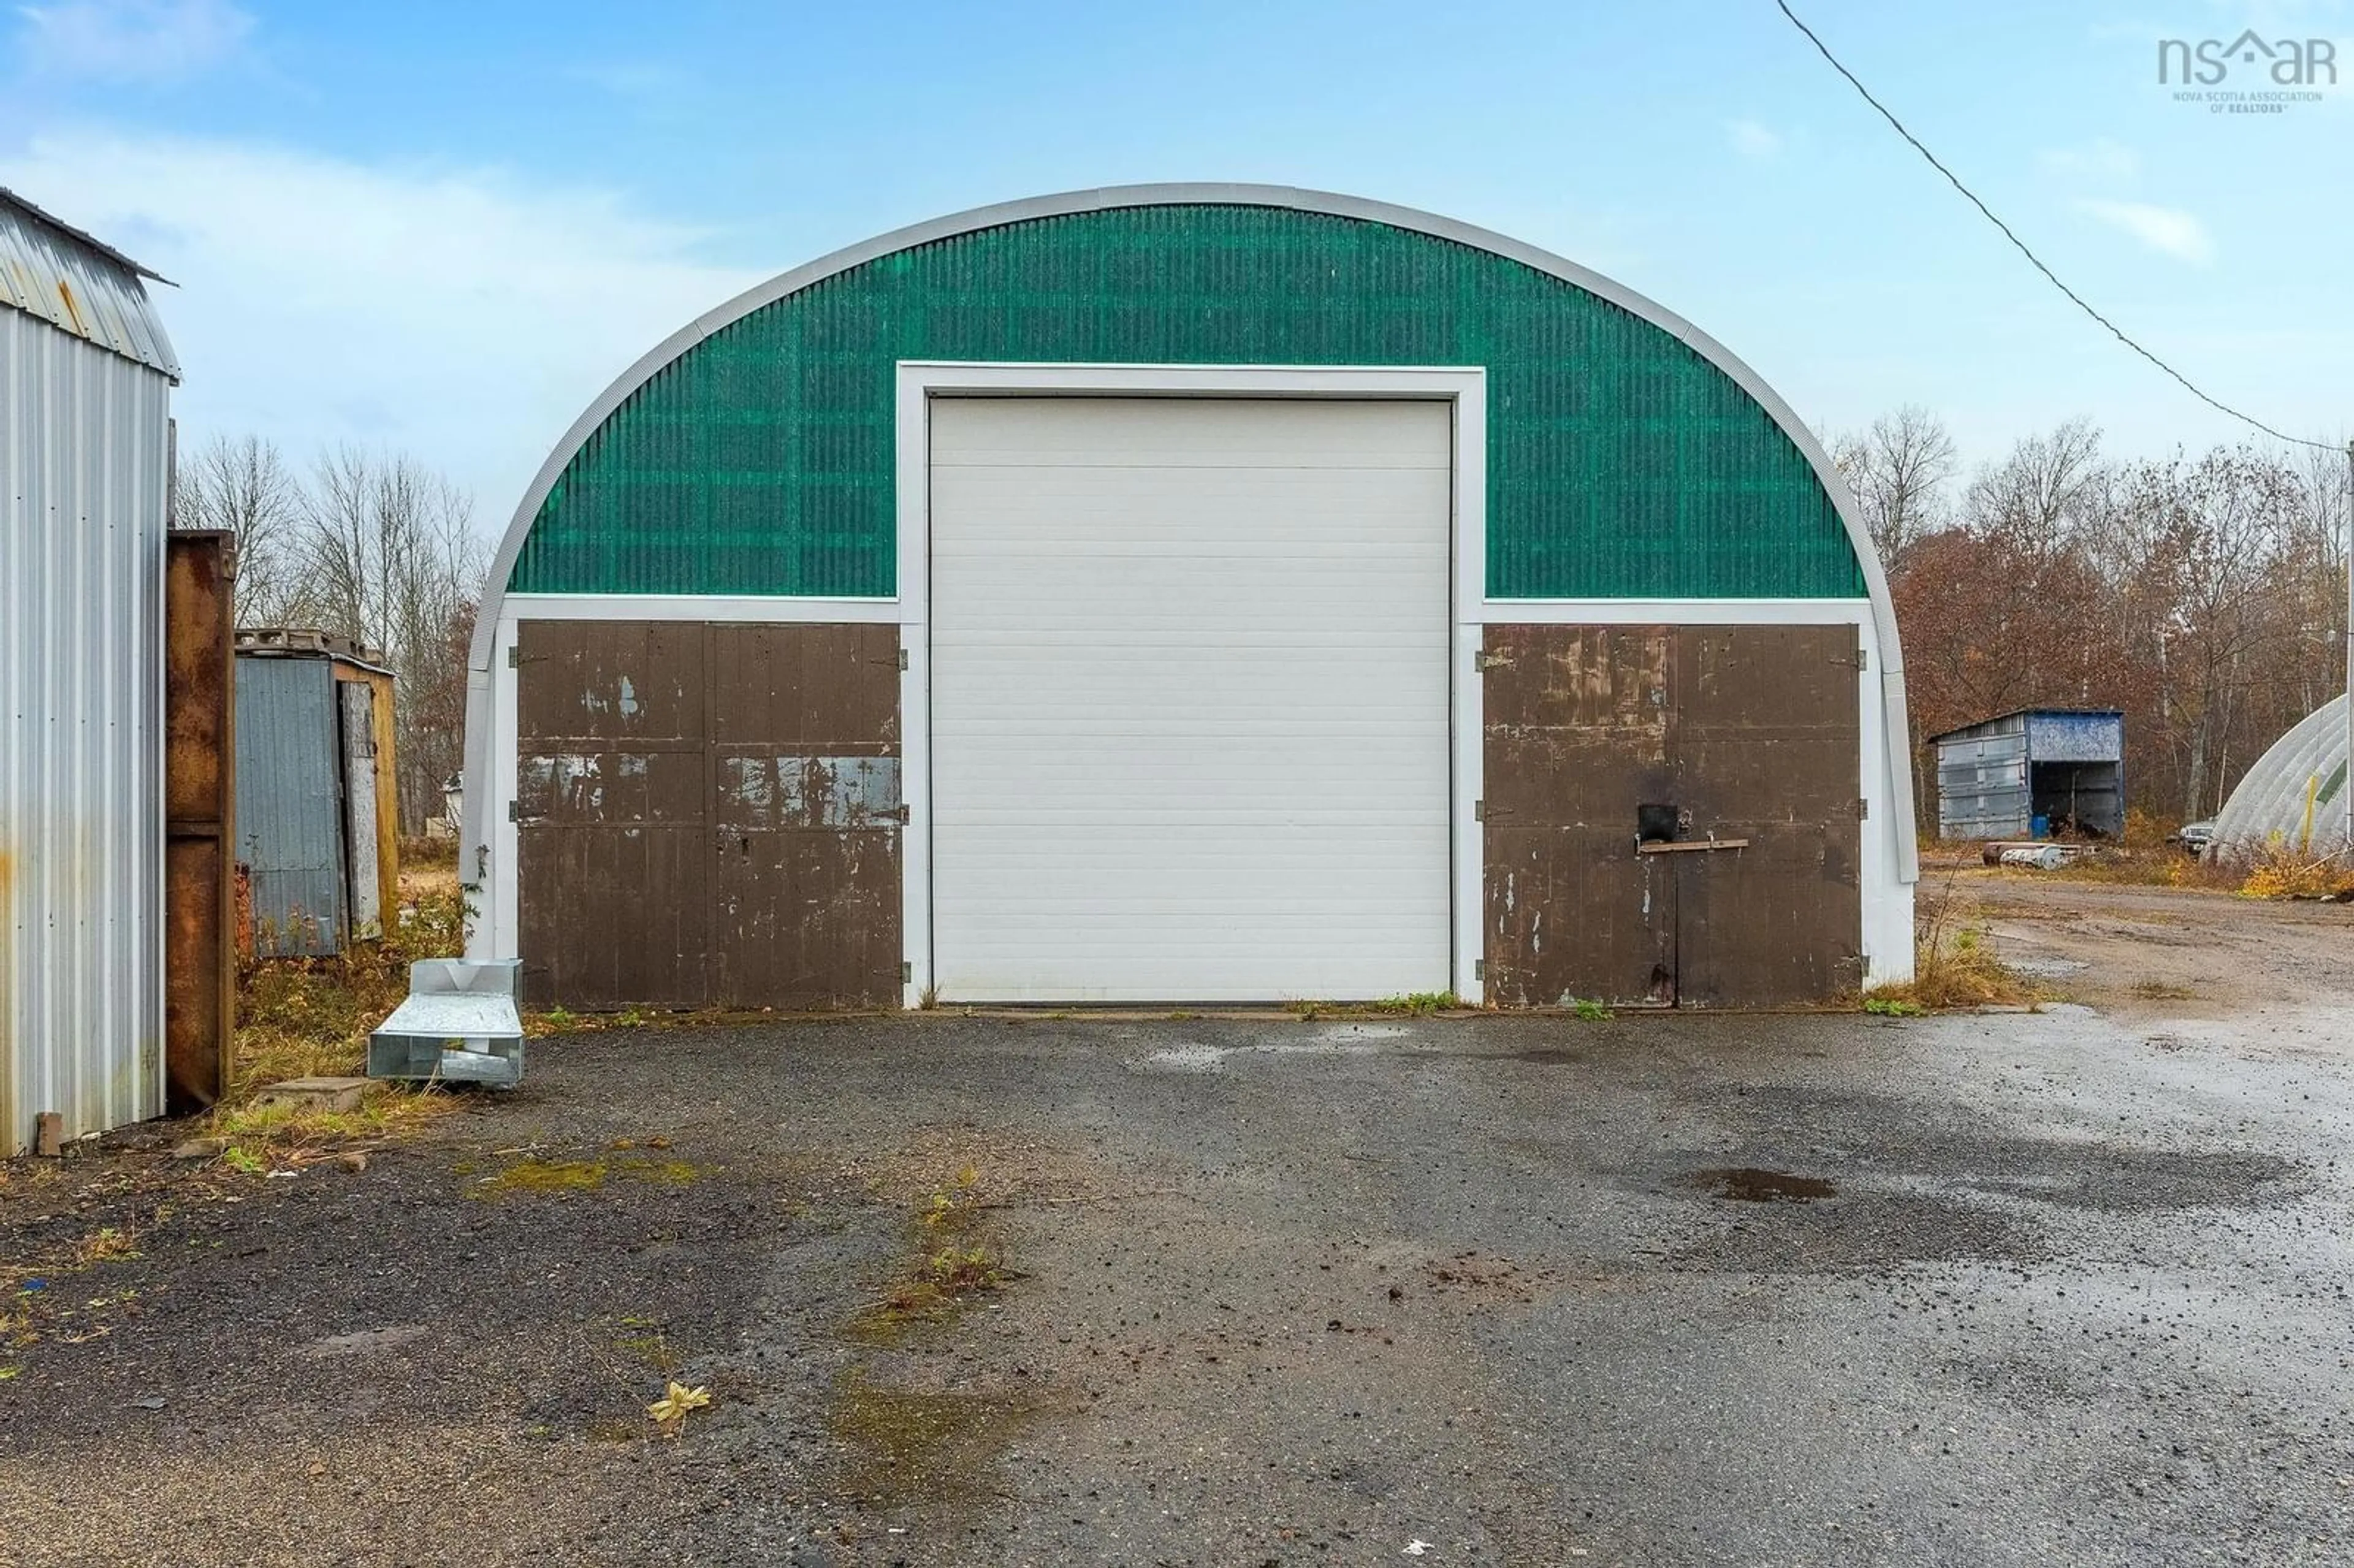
[[302, 447, 487, 833], [1830, 405, 1958, 569], [172, 434, 311, 624], [1964, 417, 2104, 539]]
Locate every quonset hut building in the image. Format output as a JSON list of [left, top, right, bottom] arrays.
[[460, 186, 1919, 1011], [2211, 695, 2349, 858]]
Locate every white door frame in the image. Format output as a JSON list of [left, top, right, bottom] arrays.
[[896, 362, 1489, 1008]]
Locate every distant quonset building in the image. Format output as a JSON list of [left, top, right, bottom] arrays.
[[1930, 709, 2126, 841], [2211, 695, 2348, 858], [460, 185, 1921, 1011], [0, 189, 179, 1155]]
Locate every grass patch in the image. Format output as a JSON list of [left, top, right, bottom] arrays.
[[848, 1166, 1010, 1342], [206, 1091, 454, 1173], [204, 871, 473, 1168], [1368, 991, 1460, 1016], [1860, 875, 2040, 1013], [232, 879, 468, 1093], [2130, 980, 2198, 1001], [470, 1155, 701, 1200]]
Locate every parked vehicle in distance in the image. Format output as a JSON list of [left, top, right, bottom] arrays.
[[2170, 820, 2217, 856]]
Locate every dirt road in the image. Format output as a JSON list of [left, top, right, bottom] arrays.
[[1959, 867, 2354, 1037]]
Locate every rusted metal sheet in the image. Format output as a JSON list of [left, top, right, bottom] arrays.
[[515, 621, 902, 1010], [1482, 625, 1677, 1008], [1483, 623, 1861, 1008], [1671, 625, 1862, 1006], [164, 531, 235, 1111]]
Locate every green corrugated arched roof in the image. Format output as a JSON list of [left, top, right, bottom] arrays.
[[505, 199, 1866, 601]]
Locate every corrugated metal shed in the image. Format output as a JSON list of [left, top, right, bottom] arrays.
[[1930, 709, 2125, 840], [0, 188, 179, 379], [1, 193, 175, 1155], [232, 633, 399, 956], [2211, 695, 2349, 856], [235, 657, 349, 956]]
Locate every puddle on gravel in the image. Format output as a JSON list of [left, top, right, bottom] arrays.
[[1136, 1027, 1401, 1073], [1684, 1168, 1838, 1203]]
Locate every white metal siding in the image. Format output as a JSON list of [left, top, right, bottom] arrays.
[[1, 304, 170, 1155], [927, 397, 1452, 1002]]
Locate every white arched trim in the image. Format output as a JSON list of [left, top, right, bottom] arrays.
[[462, 182, 1919, 915]]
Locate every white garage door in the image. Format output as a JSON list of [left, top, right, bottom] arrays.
[[928, 396, 1453, 1002]]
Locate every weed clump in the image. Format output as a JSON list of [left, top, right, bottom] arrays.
[[1369, 992, 1461, 1016], [1859, 875, 2038, 1013], [2234, 837, 2354, 900], [850, 1166, 1009, 1339]]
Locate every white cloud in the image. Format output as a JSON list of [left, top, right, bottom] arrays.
[[0, 132, 769, 528], [2038, 137, 2139, 181], [14, 0, 253, 82], [1725, 118, 1783, 160], [2076, 199, 2217, 265]]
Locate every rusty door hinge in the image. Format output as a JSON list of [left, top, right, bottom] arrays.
[[880, 804, 911, 824], [1474, 959, 1486, 981], [1858, 797, 1870, 820], [506, 645, 521, 668], [899, 648, 910, 671], [1473, 799, 1484, 821], [901, 962, 913, 983], [506, 800, 523, 822]]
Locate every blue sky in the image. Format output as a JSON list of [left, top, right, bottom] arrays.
[[3, 0, 2347, 534]]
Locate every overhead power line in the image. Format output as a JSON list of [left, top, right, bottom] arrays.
[[1772, 0, 2337, 454]]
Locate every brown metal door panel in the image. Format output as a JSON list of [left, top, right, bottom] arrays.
[[1486, 825, 1676, 1008], [519, 824, 712, 1010], [516, 620, 905, 1011], [1670, 625, 1863, 1007], [708, 623, 903, 1008], [517, 620, 707, 744], [1482, 625, 1678, 1007], [712, 826, 902, 1008], [710, 623, 899, 750], [516, 620, 715, 1010], [518, 747, 706, 824], [1480, 625, 1672, 821]]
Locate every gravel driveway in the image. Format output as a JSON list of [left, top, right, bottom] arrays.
[[5, 911, 2353, 1566]]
